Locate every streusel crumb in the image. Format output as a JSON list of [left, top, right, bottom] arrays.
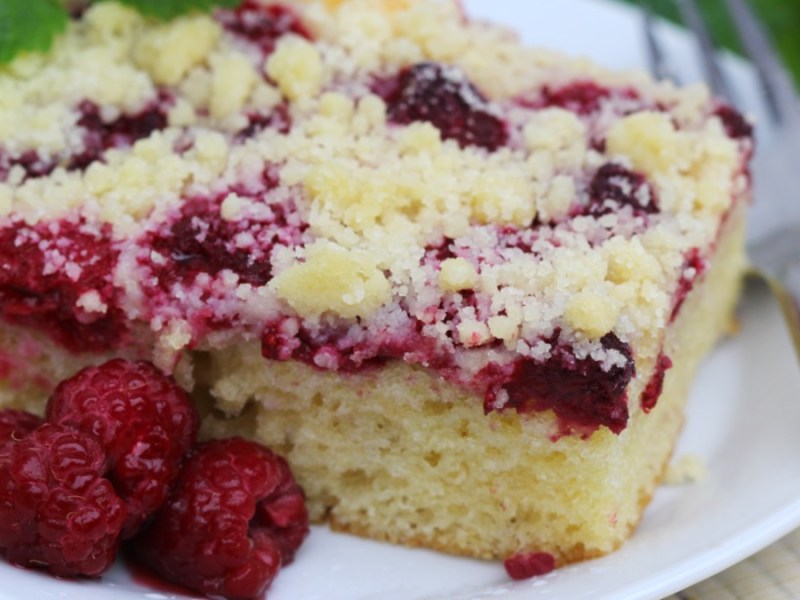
[[0, 0, 751, 435]]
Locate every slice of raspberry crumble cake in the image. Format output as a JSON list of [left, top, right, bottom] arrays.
[[0, 0, 751, 567]]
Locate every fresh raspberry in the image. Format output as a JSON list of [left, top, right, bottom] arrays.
[[587, 163, 658, 217], [504, 551, 556, 580], [379, 62, 509, 151], [0, 410, 42, 443], [131, 438, 309, 600], [0, 423, 126, 577], [46, 359, 198, 538], [0, 216, 126, 353], [216, 1, 311, 56]]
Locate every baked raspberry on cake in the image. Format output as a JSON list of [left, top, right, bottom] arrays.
[[0, 0, 750, 568]]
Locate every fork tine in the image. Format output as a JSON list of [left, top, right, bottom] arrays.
[[643, 5, 680, 84], [723, 0, 800, 125], [675, 0, 735, 104]]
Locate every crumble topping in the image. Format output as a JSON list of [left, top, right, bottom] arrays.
[[270, 242, 391, 318], [134, 15, 223, 86], [266, 36, 325, 100], [0, 0, 752, 433]]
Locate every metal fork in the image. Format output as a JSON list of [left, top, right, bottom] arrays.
[[644, 0, 800, 356]]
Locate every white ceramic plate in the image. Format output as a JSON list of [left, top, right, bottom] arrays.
[[5, 1, 800, 599]]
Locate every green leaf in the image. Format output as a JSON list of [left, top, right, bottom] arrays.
[[106, 0, 242, 20], [0, 0, 68, 65]]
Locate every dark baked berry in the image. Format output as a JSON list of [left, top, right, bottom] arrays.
[[46, 359, 198, 538], [0, 410, 42, 443], [517, 81, 641, 117], [237, 103, 292, 139], [541, 81, 612, 114], [217, 1, 311, 56], [504, 551, 556, 580], [670, 248, 706, 322], [380, 62, 508, 151], [640, 352, 673, 413], [714, 105, 753, 140], [143, 188, 306, 291], [0, 150, 56, 183], [486, 332, 636, 436], [131, 438, 309, 600], [0, 217, 126, 353], [160, 199, 274, 286], [588, 163, 658, 217], [69, 99, 170, 171], [0, 423, 126, 577], [1, 98, 169, 180]]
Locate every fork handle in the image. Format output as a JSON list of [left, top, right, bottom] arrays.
[[762, 268, 800, 356]]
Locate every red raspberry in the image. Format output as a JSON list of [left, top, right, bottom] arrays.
[[504, 551, 556, 580], [46, 359, 198, 538], [0, 410, 42, 443], [0, 423, 126, 577], [131, 438, 309, 600], [379, 62, 509, 151]]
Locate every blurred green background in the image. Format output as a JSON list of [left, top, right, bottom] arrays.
[[624, 0, 800, 83]]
